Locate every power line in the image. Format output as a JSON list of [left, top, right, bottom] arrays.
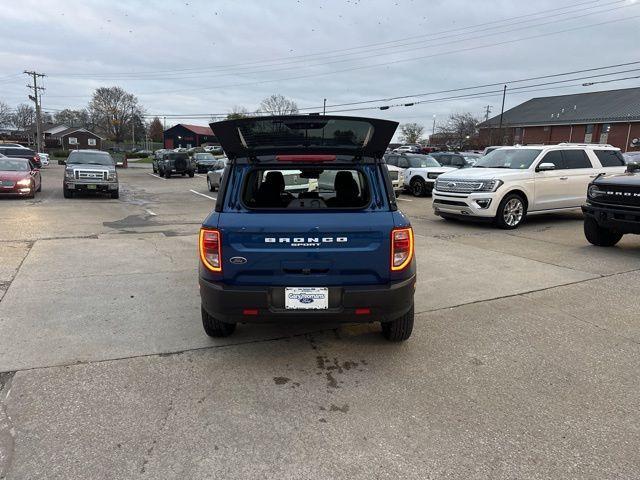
[[53, 0, 609, 79], [47, 0, 633, 85], [50, 10, 640, 100], [132, 62, 640, 118]]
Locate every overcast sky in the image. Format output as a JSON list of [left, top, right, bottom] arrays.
[[1, 0, 639, 137]]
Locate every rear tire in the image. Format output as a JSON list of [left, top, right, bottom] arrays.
[[584, 217, 622, 247], [381, 304, 414, 341], [410, 177, 427, 197], [202, 306, 236, 337], [36, 181, 41, 192], [111, 191, 119, 199], [207, 178, 214, 192], [164, 169, 171, 179], [63, 187, 73, 199], [188, 171, 195, 178]]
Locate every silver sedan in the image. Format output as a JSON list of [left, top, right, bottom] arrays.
[[206, 159, 227, 191]]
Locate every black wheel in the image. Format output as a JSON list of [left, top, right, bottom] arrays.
[[181, 172, 186, 176], [410, 177, 427, 197], [381, 304, 414, 342], [63, 187, 73, 198], [207, 178, 215, 192], [164, 169, 171, 179], [584, 217, 622, 247], [111, 191, 120, 199], [152, 165, 157, 173], [188, 171, 195, 178], [495, 193, 526, 229], [36, 181, 41, 192], [202, 306, 236, 337]]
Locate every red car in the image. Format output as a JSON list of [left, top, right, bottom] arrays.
[[0, 156, 41, 198]]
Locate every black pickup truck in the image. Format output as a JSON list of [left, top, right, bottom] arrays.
[[582, 162, 640, 246]]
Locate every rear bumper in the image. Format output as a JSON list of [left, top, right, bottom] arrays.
[[582, 202, 640, 234], [199, 275, 416, 324]]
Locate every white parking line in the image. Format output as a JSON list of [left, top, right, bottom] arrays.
[[195, 173, 207, 178], [145, 209, 157, 216], [147, 173, 166, 180], [397, 197, 413, 202], [189, 189, 216, 200]]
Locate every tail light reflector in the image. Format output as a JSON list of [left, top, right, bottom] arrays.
[[243, 309, 258, 316], [355, 308, 371, 315], [391, 227, 414, 271], [199, 228, 222, 272]]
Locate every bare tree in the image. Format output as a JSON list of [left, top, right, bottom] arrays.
[[226, 105, 250, 120], [399, 123, 425, 144], [436, 112, 480, 147], [148, 117, 164, 142], [259, 94, 298, 116], [12, 104, 35, 132], [54, 108, 94, 129], [0, 101, 12, 128], [88, 87, 144, 143]]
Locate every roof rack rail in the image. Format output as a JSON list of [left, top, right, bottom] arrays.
[[557, 142, 614, 148]]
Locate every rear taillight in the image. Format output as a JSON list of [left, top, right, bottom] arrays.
[[199, 228, 222, 272], [391, 227, 414, 271]]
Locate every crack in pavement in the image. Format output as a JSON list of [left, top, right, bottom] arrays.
[[0, 242, 34, 304], [0, 372, 16, 479]]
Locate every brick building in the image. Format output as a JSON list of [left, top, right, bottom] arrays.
[[479, 87, 640, 152], [163, 124, 218, 149], [44, 125, 103, 150]]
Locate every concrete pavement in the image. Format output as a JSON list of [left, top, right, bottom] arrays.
[[1, 163, 639, 479]]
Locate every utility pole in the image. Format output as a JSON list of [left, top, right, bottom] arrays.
[[483, 105, 492, 121], [323, 98, 326, 115], [498, 85, 507, 145], [24, 70, 45, 153], [131, 107, 135, 148]]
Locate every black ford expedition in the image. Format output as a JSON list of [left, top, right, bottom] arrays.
[[199, 115, 416, 341], [582, 157, 640, 246]]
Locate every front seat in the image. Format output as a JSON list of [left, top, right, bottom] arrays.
[[327, 171, 360, 207], [256, 171, 286, 207]]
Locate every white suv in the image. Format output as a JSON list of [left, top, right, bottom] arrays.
[[385, 153, 455, 196], [432, 144, 627, 229]]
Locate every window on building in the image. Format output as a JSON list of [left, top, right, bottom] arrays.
[[88, 138, 96, 146], [599, 124, 611, 144], [514, 127, 522, 142], [584, 124, 594, 143], [68, 137, 78, 145]]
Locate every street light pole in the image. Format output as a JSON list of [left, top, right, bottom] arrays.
[[323, 98, 326, 115], [431, 114, 436, 145]]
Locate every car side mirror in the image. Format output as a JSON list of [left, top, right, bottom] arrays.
[[537, 162, 555, 172]]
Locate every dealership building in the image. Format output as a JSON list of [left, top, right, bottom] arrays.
[[479, 87, 640, 152]]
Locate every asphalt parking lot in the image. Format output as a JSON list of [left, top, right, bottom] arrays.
[[1, 163, 640, 479]]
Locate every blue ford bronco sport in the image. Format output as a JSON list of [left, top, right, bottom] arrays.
[[198, 116, 416, 341]]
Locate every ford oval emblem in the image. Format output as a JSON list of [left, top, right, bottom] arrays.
[[299, 297, 314, 304], [229, 256, 247, 265]]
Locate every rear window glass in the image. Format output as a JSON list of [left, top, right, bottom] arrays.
[[4, 148, 33, 156], [407, 156, 440, 168], [595, 150, 625, 167], [242, 167, 370, 210], [237, 118, 373, 151], [168, 153, 189, 160]]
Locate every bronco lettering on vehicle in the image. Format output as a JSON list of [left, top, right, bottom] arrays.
[[265, 236, 348, 247]]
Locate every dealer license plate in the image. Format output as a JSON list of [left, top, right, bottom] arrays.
[[285, 287, 328, 310], [87, 184, 97, 190]]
